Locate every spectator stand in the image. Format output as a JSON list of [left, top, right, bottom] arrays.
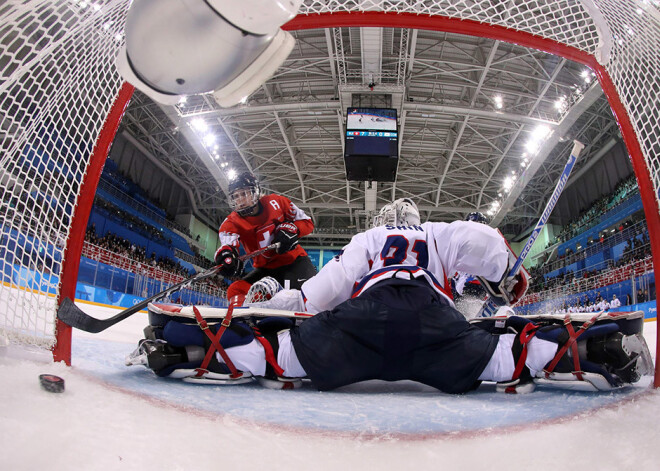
[[80, 237, 226, 307], [518, 175, 655, 318]]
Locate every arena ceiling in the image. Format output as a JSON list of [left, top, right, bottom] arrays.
[[118, 25, 624, 247]]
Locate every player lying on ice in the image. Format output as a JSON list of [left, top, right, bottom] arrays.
[[126, 198, 652, 393]]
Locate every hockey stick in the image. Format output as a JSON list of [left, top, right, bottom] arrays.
[[148, 303, 314, 324], [57, 242, 280, 333], [477, 140, 585, 317]]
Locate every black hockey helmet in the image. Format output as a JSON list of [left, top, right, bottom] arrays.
[[228, 172, 261, 216], [466, 211, 488, 224]]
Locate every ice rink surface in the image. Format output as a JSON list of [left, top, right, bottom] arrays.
[[2, 300, 660, 471]]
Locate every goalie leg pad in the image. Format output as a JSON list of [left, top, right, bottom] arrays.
[[535, 313, 653, 390], [476, 312, 652, 391], [162, 320, 254, 348], [130, 321, 258, 378]]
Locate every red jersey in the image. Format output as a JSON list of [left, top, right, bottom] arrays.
[[218, 194, 314, 269]]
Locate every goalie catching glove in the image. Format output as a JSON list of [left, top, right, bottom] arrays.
[[214, 245, 244, 278], [273, 222, 299, 254], [478, 245, 529, 306]]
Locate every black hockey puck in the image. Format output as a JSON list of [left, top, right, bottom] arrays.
[[39, 374, 65, 393]]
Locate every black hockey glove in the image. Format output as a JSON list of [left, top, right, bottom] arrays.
[[214, 245, 244, 278], [273, 222, 299, 254]]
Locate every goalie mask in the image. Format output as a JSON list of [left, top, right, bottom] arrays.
[[116, 0, 301, 107], [229, 172, 261, 216], [373, 198, 421, 227]]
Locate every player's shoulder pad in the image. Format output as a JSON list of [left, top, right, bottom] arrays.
[[219, 213, 240, 229]]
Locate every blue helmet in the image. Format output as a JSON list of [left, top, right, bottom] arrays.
[[466, 211, 488, 224]]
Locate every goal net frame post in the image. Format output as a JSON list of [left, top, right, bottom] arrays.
[[283, 11, 660, 386], [52, 83, 135, 365]]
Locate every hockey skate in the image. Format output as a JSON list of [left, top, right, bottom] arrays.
[[125, 337, 254, 383], [472, 311, 653, 392], [125, 339, 166, 367]]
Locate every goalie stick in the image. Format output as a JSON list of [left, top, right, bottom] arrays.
[[147, 302, 313, 324], [57, 242, 281, 333], [477, 140, 585, 317]]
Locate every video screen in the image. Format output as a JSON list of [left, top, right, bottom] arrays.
[[344, 130, 398, 157], [344, 108, 399, 181], [346, 108, 397, 131]]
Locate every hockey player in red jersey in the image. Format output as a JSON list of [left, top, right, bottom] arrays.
[[214, 172, 317, 300]]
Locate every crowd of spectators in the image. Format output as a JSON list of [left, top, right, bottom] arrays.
[[551, 292, 622, 314], [549, 285, 656, 314], [190, 245, 214, 269], [93, 196, 172, 244], [101, 163, 195, 239], [527, 226, 651, 295], [547, 175, 638, 247], [85, 224, 192, 278], [530, 216, 648, 285]]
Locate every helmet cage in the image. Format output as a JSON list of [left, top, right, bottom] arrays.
[[373, 198, 420, 227], [228, 173, 261, 216]]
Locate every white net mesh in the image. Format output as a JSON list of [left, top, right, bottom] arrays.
[[596, 0, 660, 204], [301, 0, 604, 54], [0, 0, 130, 349], [1, 0, 658, 355]]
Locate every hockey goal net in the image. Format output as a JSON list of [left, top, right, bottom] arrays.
[[1, 1, 659, 377]]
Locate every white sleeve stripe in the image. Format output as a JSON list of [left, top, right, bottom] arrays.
[[218, 231, 240, 247], [289, 202, 311, 221]]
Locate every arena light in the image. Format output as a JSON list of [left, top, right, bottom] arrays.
[[503, 176, 514, 192], [203, 133, 216, 147], [493, 95, 503, 109], [532, 125, 551, 139], [525, 125, 552, 154], [191, 118, 208, 133], [487, 200, 500, 216]]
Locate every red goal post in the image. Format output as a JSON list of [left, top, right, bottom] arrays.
[[1, 1, 658, 385]]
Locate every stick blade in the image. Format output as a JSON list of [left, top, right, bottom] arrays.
[[57, 297, 108, 333]]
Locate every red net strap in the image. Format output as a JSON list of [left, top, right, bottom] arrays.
[[253, 327, 285, 378], [193, 304, 244, 379], [512, 322, 539, 380], [543, 314, 600, 380]]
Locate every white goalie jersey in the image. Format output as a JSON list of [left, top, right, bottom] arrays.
[[301, 221, 511, 313]]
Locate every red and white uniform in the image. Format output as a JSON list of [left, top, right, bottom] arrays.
[[219, 194, 313, 269], [301, 220, 510, 313]]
